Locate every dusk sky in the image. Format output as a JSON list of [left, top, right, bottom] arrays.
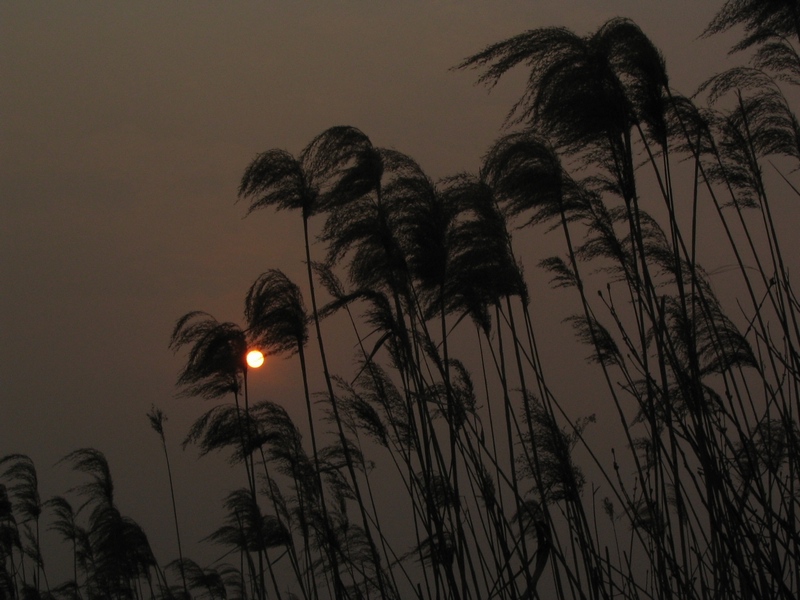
[[3, 1, 742, 576]]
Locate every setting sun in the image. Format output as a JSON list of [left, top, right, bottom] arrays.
[[246, 349, 265, 369]]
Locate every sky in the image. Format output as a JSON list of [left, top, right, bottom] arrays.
[[2, 0, 740, 578]]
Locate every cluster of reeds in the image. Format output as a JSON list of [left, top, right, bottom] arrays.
[[3, 3, 800, 599]]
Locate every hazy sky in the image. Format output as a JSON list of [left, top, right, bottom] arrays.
[[3, 0, 735, 576]]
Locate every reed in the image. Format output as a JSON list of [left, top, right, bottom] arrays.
[[3, 4, 799, 599]]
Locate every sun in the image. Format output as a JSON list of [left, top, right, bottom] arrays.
[[246, 349, 265, 369]]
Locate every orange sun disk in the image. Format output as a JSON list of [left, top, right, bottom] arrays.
[[246, 349, 265, 368]]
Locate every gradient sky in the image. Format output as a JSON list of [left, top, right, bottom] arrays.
[[3, 1, 738, 576]]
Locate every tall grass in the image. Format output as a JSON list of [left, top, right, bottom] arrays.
[[3, 5, 800, 599]]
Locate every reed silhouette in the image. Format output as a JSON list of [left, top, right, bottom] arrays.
[[3, 5, 800, 599]]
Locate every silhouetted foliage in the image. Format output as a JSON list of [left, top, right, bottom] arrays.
[[11, 6, 800, 600], [169, 312, 248, 399]]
